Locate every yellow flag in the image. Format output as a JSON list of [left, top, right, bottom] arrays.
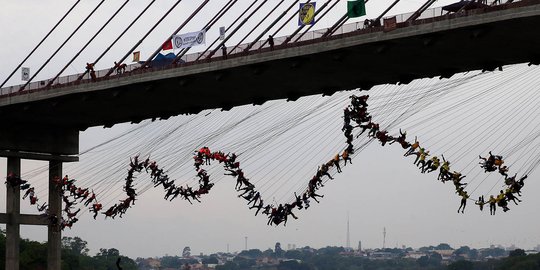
[[132, 51, 140, 62]]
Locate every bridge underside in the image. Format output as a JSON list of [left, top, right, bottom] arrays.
[[1, 2, 540, 133]]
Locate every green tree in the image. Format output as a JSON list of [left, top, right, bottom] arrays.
[[448, 260, 474, 270], [509, 249, 526, 257], [62, 236, 89, 255]]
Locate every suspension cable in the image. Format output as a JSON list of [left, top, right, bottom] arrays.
[[196, 0, 261, 61], [75, 0, 157, 82], [282, 0, 333, 45], [172, 0, 239, 64], [140, 0, 210, 69], [258, 0, 313, 50], [294, 0, 341, 43], [243, 0, 303, 52], [48, 0, 131, 88], [19, 0, 106, 91], [229, 0, 286, 54], [103, 0, 184, 78], [209, 0, 274, 59], [0, 0, 81, 88]]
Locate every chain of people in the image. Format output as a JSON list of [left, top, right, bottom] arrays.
[[4, 94, 528, 230]]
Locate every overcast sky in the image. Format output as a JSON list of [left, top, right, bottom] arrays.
[[1, 0, 540, 259]]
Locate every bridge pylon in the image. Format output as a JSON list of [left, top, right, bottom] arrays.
[[1, 128, 78, 270]]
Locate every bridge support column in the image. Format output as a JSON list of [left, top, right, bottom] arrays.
[[48, 160, 63, 270], [5, 157, 21, 270]]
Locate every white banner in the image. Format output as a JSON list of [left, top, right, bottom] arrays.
[[173, 30, 206, 50], [21, 67, 30, 81]]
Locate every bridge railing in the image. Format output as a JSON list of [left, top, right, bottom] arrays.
[[0, 0, 533, 98]]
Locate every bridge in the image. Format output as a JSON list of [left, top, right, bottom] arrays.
[[2, 0, 540, 269]]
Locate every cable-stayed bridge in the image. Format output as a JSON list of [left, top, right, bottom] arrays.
[[2, 0, 540, 269]]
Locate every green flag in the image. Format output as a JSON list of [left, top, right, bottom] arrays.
[[347, 0, 366, 18]]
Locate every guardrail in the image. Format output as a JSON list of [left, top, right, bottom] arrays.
[[0, 0, 534, 98]]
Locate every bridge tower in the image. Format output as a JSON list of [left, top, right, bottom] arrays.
[[0, 127, 79, 270]]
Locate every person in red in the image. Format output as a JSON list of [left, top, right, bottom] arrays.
[[91, 203, 102, 219]]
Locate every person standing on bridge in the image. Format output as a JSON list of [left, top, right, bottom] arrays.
[[221, 44, 228, 59], [268, 35, 274, 50], [86, 63, 96, 81]]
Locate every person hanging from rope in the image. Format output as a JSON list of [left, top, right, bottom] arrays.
[[415, 148, 429, 167], [250, 198, 265, 216], [438, 156, 451, 181], [505, 188, 521, 205], [498, 165, 509, 177], [318, 163, 334, 180], [84, 191, 96, 206], [496, 190, 510, 212], [405, 137, 419, 156], [390, 129, 410, 149], [332, 154, 342, 173], [511, 174, 527, 196], [342, 149, 352, 166], [488, 195, 496, 215], [23, 187, 35, 200], [451, 171, 466, 188], [475, 196, 485, 211], [457, 190, 469, 213], [425, 156, 440, 173], [5, 172, 27, 187], [375, 130, 391, 146], [302, 193, 311, 209], [368, 123, 380, 137], [90, 203, 103, 219], [294, 192, 303, 210], [357, 121, 374, 137], [37, 202, 48, 212]]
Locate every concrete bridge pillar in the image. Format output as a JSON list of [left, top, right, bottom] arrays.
[[5, 157, 21, 270], [48, 160, 63, 270]]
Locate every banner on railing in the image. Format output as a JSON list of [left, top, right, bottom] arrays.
[[21, 67, 30, 81], [383, 16, 397, 32], [173, 30, 206, 50], [299, 2, 316, 26]]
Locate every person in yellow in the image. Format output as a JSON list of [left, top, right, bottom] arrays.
[[438, 156, 451, 181], [427, 156, 440, 173], [457, 190, 469, 213], [451, 171, 466, 188], [415, 148, 429, 167], [496, 190, 510, 212], [488, 195, 496, 215]]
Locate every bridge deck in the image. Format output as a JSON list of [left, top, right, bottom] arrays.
[[1, 0, 540, 130]]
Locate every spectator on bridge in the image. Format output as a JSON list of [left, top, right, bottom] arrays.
[[86, 63, 96, 81], [268, 35, 274, 50], [221, 44, 228, 59], [114, 61, 127, 75]]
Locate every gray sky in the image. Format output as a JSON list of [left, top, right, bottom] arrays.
[[1, 0, 540, 259]]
